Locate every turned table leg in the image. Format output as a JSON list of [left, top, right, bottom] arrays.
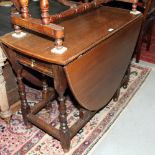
[[42, 78, 48, 100], [52, 65, 70, 152], [113, 87, 120, 102], [42, 77, 52, 110], [0, 46, 12, 123], [17, 68, 32, 128], [58, 95, 70, 152], [122, 65, 131, 89]]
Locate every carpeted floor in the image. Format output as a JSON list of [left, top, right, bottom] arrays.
[[140, 24, 155, 64], [0, 64, 151, 155]]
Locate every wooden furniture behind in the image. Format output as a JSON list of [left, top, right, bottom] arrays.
[[3, 62, 19, 105], [0, 47, 12, 123], [106, 0, 155, 62], [135, 0, 155, 62], [115, 0, 139, 13], [1, 6, 142, 152]]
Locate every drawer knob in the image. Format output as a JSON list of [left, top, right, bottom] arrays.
[[31, 59, 35, 67]]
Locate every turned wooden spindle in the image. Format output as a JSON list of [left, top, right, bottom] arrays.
[[122, 65, 130, 89], [55, 38, 64, 49], [52, 65, 70, 152], [113, 87, 120, 102], [79, 108, 85, 119], [17, 69, 32, 128], [58, 96, 70, 152], [42, 78, 48, 100], [14, 25, 22, 34], [40, 0, 50, 25], [42, 78, 52, 110], [19, 0, 29, 18], [132, 2, 138, 12]]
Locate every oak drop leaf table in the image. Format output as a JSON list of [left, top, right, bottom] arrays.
[[0, 6, 142, 152]]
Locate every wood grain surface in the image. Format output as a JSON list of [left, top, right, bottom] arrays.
[[65, 16, 142, 110], [1, 6, 142, 65]]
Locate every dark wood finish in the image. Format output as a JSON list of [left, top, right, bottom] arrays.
[[113, 87, 120, 102], [64, 13, 142, 110], [27, 113, 61, 139], [1, 7, 142, 152], [3, 7, 142, 65], [122, 64, 130, 89], [113, 64, 131, 102], [1, 45, 43, 87], [31, 88, 55, 114], [104, 0, 155, 62], [17, 68, 32, 128], [10, 0, 112, 40], [52, 65, 70, 152], [49, 1, 96, 22], [11, 15, 64, 39]]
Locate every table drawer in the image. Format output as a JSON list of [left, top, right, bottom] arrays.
[[16, 53, 54, 77]]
